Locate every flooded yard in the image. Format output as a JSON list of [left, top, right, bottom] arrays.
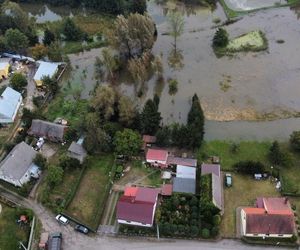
[[20, 1, 300, 140]]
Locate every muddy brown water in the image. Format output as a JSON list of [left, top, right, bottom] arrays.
[[21, 1, 300, 141]]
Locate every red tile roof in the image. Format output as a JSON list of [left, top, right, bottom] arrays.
[[116, 187, 159, 225], [146, 149, 168, 162], [161, 184, 173, 196], [245, 212, 295, 235], [167, 156, 197, 167], [263, 197, 292, 214], [117, 196, 155, 225]]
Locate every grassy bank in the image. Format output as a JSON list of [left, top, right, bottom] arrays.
[[65, 155, 114, 230], [198, 141, 271, 171]]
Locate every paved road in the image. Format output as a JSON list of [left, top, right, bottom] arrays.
[[0, 186, 296, 250]]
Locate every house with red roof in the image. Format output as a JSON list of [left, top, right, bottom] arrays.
[[241, 197, 295, 238], [146, 148, 168, 168], [116, 186, 159, 227]]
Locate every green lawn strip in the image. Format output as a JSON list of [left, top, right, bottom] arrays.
[[65, 155, 114, 230], [0, 203, 31, 250], [221, 173, 280, 237], [198, 141, 271, 171], [220, 0, 300, 19]]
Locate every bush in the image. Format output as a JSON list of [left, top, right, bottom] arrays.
[[190, 225, 199, 237], [168, 78, 178, 95], [213, 28, 229, 48], [234, 161, 265, 175], [59, 155, 81, 169], [201, 228, 210, 238], [213, 214, 221, 226], [9, 73, 27, 92], [211, 226, 219, 237], [33, 154, 47, 170], [290, 131, 300, 151]]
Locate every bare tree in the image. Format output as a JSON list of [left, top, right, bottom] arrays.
[[167, 11, 184, 53]]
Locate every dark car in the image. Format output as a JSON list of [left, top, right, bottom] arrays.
[[75, 225, 89, 234]]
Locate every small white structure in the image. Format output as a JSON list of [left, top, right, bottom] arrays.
[[34, 61, 59, 87], [0, 142, 41, 187], [0, 87, 22, 124]]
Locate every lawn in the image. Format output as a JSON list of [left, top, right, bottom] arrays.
[[227, 30, 267, 52], [65, 155, 114, 230], [198, 141, 271, 171], [221, 173, 280, 237], [0, 203, 30, 250]]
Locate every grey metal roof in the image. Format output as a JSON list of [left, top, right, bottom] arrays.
[[34, 61, 59, 81], [68, 141, 87, 156], [0, 142, 37, 180], [173, 177, 195, 194], [28, 119, 67, 141], [0, 87, 22, 123]]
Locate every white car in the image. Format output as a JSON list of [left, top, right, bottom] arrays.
[[55, 214, 69, 225]]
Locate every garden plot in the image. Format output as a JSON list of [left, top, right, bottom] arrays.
[[227, 30, 267, 52]]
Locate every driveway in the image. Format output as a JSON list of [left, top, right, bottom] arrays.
[[0, 185, 296, 250]]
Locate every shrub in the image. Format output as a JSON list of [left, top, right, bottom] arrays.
[[10, 73, 27, 92], [213, 214, 221, 226], [213, 28, 229, 48], [290, 131, 300, 151], [168, 78, 178, 95], [211, 226, 219, 237], [190, 225, 199, 237], [33, 154, 47, 170], [234, 161, 265, 175], [201, 228, 210, 238]]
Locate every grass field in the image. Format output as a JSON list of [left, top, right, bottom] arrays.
[[221, 173, 280, 237], [227, 30, 267, 52], [0, 203, 30, 250], [65, 155, 114, 230], [198, 141, 271, 171]]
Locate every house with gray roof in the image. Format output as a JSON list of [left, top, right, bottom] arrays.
[[67, 138, 87, 164], [28, 119, 67, 142], [201, 163, 223, 214], [0, 142, 41, 187], [34, 61, 59, 87], [0, 87, 22, 124]]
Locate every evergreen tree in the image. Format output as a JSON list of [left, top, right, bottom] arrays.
[[43, 28, 55, 46], [140, 99, 162, 135], [213, 28, 229, 48], [187, 94, 205, 148]]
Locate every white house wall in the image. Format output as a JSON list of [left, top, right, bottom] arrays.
[[117, 219, 152, 227]]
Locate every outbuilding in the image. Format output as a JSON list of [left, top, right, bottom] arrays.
[[0, 87, 22, 124]]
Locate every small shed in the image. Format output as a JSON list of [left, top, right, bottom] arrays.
[[67, 141, 87, 164], [34, 61, 59, 87], [173, 177, 195, 194]]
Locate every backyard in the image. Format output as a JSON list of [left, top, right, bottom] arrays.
[[65, 155, 114, 230], [221, 173, 280, 237], [198, 141, 271, 171], [0, 203, 31, 250]]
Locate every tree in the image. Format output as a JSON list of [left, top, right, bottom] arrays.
[[109, 13, 155, 58], [269, 141, 281, 165], [156, 126, 171, 147], [42, 76, 58, 96], [187, 94, 205, 148], [30, 44, 48, 60], [47, 41, 62, 62], [290, 131, 300, 151], [128, 52, 150, 87], [61, 17, 83, 41], [201, 228, 210, 239], [151, 54, 164, 80], [213, 28, 229, 48], [91, 85, 117, 121], [129, 0, 147, 14], [4, 28, 28, 55], [118, 96, 137, 127], [167, 11, 184, 53], [59, 155, 81, 169], [43, 28, 55, 46], [114, 129, 142, 157], [33, 154, 47, 170], [140, 99, 162, 135], [234, 161, 265, 175], [98, 48, 119, 81], [9, 72, 27, 91], [46, 165, 63, 186]]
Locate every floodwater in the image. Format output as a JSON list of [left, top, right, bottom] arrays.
[[20, 2, 300, 140], [223, 0, 281, 11]]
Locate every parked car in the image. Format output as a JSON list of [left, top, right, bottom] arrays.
[[34, 137, 45, 151], [75, 225, 89, 234], [55, 214, 69, 225], [225, 173, 232, 187]]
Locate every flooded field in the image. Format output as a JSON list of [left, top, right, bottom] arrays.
[[21, 1, 300, 140], [223, 0, 282, 11]]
